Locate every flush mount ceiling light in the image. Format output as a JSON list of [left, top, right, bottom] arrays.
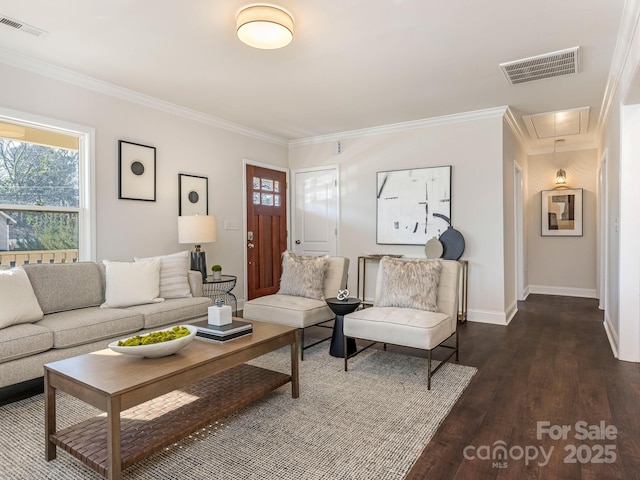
[[236, 4, 294, 49]]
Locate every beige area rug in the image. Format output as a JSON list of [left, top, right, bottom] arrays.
[[0, 344, 476, 480]]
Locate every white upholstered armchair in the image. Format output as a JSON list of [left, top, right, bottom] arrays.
[[343, 257, 460, 389], [243, 252, 349, 359]]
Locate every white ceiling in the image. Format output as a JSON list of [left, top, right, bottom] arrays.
[[0, 0, 630, 150]]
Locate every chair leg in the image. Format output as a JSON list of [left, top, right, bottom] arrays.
[[427, 349, 432, 390], [455, 328, 459, 362], [344, 332, 348, 371], [300, 328, 305, 361]]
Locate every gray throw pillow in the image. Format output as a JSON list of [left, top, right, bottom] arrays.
[[278, 251, 328, 300], [375, 257, 442, 311]]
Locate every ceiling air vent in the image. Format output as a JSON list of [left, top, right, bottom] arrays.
[[500, 47, 579, 85], [0, 15, 48, 37]]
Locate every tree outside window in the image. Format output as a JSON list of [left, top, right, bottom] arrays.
[[0, 137, 79, 253]]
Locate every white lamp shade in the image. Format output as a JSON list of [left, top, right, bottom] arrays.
[[237, 5, 294, 49], [178, 215, 217, 244]]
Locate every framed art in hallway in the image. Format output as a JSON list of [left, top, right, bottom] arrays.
[[376, 165, 451, 245], [179, 173, 208, 215], [541, 188, 583, 236], [118, 140, 156, 201]]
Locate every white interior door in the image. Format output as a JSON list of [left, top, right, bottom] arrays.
[[292, 167, 338, 256]]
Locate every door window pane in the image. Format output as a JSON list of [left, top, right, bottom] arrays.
[[261, 193, 273, 206]]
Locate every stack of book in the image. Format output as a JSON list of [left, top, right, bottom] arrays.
[[192, 319, 253, 342]]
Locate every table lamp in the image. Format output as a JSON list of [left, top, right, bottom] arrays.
[[178, 215, 217, 280]]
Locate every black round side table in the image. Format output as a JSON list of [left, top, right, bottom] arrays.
[[326, 297, 361, 358], [202, 275, 237, 315]]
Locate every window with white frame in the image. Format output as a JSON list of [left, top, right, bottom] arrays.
[[0, 115, 93, 267]]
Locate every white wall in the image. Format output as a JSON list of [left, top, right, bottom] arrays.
[[0, 62, 288, 305], [526, 148, 598, 297], [618, 103, 640, 361], [289, 111, 510, 324]]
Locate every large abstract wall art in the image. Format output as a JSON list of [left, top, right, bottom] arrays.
[[376, 166, 452, 245]]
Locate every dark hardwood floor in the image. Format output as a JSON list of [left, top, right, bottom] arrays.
[[2, 295, 638, 480], [405, 294, 640, 480]]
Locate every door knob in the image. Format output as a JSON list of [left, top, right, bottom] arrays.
[[295, 240, 301, 244]]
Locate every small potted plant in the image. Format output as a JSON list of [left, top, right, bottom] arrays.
[[211, 264, 222, 280]]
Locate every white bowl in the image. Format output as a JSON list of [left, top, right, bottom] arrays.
[[108, 325, 197, 358]]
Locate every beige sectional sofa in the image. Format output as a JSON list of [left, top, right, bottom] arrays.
[[0, 261, 212, 389]]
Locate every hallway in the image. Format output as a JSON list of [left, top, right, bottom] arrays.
[[407, 295, 640, 479]]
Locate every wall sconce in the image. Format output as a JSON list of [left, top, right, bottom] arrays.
[[555, 168, 567, 185]]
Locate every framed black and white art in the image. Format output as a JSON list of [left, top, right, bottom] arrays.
[[179, 174, 209, 216], [541, 188, 583, 236], [118, 140, 156, 201], [376, 165, 452, 245]]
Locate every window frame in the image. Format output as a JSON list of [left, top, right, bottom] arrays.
[[0, 107, 96, 262]]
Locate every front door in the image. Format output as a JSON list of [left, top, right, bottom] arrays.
[[246, 164, 287, 300]]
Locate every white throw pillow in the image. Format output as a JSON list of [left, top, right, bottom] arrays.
[[0, 267, 44, 329], [374, 257, 442, 312], [101, 259, 164, 308], [134, 251, 192, 299], [277, 251, 328, 300]]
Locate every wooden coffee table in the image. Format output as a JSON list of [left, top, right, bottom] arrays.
[[44, 320, 299, 480]]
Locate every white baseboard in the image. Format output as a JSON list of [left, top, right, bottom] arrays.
[[467, 309, 509, 325], [528, 285, 597, 298], [603, 313, 619, 359]]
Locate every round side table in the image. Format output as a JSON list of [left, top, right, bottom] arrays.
[[326, 297, 361, 358], [202, 275, 237, 314]]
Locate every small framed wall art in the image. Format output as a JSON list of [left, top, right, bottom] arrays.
[[179, 173, 209, 215], [541, 188, 583, 236], [118, 140, 156, 201]]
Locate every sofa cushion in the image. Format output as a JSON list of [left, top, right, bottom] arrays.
[[134, 251, 192, 299], [278, 251, 328, 300], [243, 294, 335, 328], [23, 262, 104, 314], [126, 297, 212, 329], [374, 257, 442, 312], [36, 307, 144, 348], [0, 323, 53, 364], [0, 267, 44, 329], [101, 259, 164, 308], [344, 306, 451, 350]]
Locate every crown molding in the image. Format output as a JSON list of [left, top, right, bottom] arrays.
[[0, 48, 288, 147], [596, 0, 640, 130], [503, 106, 528, 148], [289, 106, 508, 147]]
